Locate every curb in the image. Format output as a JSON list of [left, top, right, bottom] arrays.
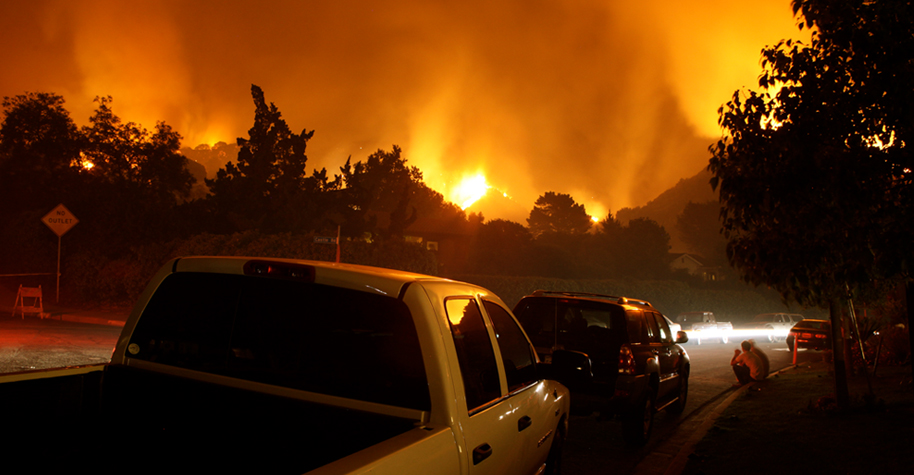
[[53, 313, 127, 327], [2, 306, 127, 327]]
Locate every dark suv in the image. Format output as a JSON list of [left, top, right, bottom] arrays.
[[514, 290, 690, 445]]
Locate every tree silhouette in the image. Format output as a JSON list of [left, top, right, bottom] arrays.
[[206, 85, 314, 232], [709, 0, 914, 404], [618, 217, 672, 279], [78, 96, 196, 252], [0, 92, 83, 213], [711, 0, 912, 306], [472, 219, 534, 275], [82, 97, 194, 203], [526, 192, 591, 238]]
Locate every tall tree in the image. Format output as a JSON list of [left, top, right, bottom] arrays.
[[0, 92, 83, 212], [526, 192, 592, 238], [338, 146, 422, 238], [81, 96, 194, 201], [709, 0, 914, 404], [78, 96, 196, 252], [206, 85, 314, 232]]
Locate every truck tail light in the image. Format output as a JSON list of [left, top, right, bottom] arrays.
[[619, 345, 635, 374], [243, 260, 315, 281]]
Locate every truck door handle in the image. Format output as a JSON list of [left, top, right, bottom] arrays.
[[473, 443, 492, 465], [518, 415, 532, 432]]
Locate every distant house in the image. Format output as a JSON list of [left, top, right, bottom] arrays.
[[670, 253, 722, 281]]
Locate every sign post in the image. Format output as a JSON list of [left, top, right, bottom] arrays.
[[313, 225, 342, 263], [41, 204, 79, 303]]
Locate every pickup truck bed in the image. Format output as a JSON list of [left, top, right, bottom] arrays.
[[4, 257, 571, 474], [8, 364, 424, 474]]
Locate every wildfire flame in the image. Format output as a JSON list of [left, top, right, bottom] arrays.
[[451, 174, 490, 210]]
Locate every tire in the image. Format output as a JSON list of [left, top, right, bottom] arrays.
[[668, 369, 689, 415], [544, 417, 566, 475], [622, 388, 655, 445], [720, 335, 729, 344]]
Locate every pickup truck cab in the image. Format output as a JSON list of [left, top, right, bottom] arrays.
[[2, 257, 571, 474], [675, 311, 733, 344]]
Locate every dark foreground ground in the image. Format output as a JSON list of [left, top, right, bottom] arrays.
[[678, 359, 914, 475]]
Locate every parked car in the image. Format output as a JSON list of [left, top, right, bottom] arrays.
[[747, 313, 805, 342], [513, 290, 690, 445], [675, 311, 733, 344], [787, 319, 831, 352]]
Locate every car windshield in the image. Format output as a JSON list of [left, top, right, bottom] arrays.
[[128, 272, 430, 411]]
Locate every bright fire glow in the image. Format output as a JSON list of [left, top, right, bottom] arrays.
[[582, 200, 606, 225], [79, 153, 95, 170], [451, 174, 490, 210]]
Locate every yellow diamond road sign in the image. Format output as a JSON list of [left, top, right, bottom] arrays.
[[42, 204, 79, 237]]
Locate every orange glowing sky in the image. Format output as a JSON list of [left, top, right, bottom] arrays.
[[0, 0, 807, 223]]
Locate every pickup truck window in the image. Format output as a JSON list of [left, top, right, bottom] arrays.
[[445, 298, 500, 412], [483, 300, 537, 392], [129, 272, 431, 411]]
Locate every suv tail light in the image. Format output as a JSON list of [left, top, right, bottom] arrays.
[[619, 344, 635, 374]]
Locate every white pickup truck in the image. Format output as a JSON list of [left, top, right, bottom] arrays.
[[2, 257, 572, 474], [675, 311, 733, 344]]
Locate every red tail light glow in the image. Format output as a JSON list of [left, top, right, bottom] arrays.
[[243, 260, 315, 281], [619, 344, 635, 374]]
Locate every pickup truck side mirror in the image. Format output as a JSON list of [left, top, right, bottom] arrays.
[[675, 330, 689, 344], [540, 350, 593, 389]]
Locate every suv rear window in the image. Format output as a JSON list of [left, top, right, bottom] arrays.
[[514, 297, 626, 351], [128, 272, 430, 411]]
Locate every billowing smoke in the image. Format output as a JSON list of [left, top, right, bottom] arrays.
[[0, 0, 804, 223]]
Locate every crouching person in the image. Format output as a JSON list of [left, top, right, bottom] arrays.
[[749, 339, 770, 380], [731, 340, 764, 385]]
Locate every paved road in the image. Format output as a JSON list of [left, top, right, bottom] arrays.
[[562, 339, 805, 475], [0, 316, 122, 373]]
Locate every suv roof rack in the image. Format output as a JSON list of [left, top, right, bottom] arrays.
[[530, 290, 653, 308]]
